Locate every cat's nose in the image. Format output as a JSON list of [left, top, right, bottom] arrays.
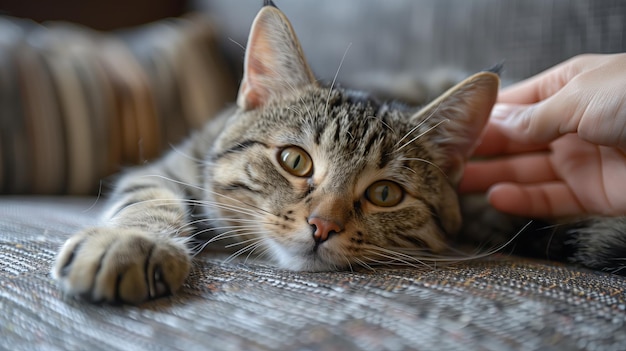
[[308, 217, 343, 243]]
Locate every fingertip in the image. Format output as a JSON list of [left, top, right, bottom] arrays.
[[487, 183, 526, 216], [496, 81, 541, 104], [487, 182, 586, 218]]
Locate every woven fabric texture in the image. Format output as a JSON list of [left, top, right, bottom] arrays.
[[1, 198, 625, 351], [2, 1, 626, 350]]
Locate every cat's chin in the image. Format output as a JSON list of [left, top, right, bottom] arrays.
[[266, 240, 346, 272]]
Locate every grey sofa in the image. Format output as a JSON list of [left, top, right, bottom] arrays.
[[2, 198, 626, 350], [2, 1, 626, 350]]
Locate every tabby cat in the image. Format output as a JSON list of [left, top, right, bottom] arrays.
[[53, 1, 626, 304]]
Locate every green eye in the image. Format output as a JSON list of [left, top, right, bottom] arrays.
[[278, 146, 313, 177], [365, 180, 404, 207]]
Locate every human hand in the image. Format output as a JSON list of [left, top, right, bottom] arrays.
[[460, 53, 626, 218]]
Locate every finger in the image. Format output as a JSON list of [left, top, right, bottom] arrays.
[[473, 113, 549, 156], [496, 54, 626, 148], [498, 70, 568, 104], [490, 94, 583, 145], [497, 54, 594, 104], [459, 153, 557, 193], [487, 182, 586, 218]]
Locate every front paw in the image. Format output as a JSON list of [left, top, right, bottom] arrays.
[[52, 227, 191, 304]]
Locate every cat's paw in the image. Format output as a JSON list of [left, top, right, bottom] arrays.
[[52, 227, 191, 304]]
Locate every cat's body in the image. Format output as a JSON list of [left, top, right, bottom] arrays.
[[53, 2, 625, 304]]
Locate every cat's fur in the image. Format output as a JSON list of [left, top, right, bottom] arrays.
[[53, 2, 625, 304]]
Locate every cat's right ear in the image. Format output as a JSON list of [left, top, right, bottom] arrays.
[[409, 72, 499, 185], [237, 5, 317, 111]]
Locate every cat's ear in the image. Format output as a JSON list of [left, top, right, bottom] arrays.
[[410, 71, 499, 185], [237, 4, 317, 110]]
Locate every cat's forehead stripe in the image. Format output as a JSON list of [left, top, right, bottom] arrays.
[[307, 95, 398, 179], [336, 87, 413, 113]]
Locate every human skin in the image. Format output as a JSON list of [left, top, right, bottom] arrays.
[[459, 53, 626, 218]]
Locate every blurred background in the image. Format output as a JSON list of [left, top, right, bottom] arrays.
[[1, 0, 625, 195]]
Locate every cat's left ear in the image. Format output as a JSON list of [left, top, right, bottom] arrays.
[[237, 4, 318, 110], [410, 71, 499, 185]]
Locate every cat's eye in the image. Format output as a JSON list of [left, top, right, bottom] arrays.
[[278, 146, 313, 177], [365, 180, 404, 207]]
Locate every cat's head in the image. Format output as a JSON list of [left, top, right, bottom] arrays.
[[204, 3, 499, 270]]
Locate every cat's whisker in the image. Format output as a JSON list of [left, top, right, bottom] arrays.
[[243, 242, 266, 264], [400, 166, 417, 175], [353, 257, 375, 271], [398, 157, 447, 178], [363, 247, 432, 269], [396, 118, 449, 151], [224, 237, 270, 264], [366, 115, 396, 136], [368, 250, 433, 269], [168, 143, 205, 164], [340, 252, 354, 273], [181, 213, 265, 227], [224, 236, 266, 249], [363, 256, 432, 270], [183, 197, 269, 220], [286, 105, 303, 117], [183, 216, 266, 229], [228, 37, 246, 52], [180, 221, 265, 240], [199, 202, 268, 220], [202, 228, 265, 244], [142, 174, 274, 216], [119, 197, 269, 225], [190, 229, 262, 257], [193, 224, 262, 237], [299, 97, 316, 124], [248, 245, 273, 264], [324, 42, 352, 117], [389, 221, 535, 264], [393, 102, 442, 150]]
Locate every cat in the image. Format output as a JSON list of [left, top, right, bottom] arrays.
[[53, 1, 625, 304]]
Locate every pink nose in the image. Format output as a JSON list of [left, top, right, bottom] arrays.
[[308, 217, 343, 243]]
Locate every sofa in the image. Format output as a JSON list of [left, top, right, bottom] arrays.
[[2, 1, 625, 350]]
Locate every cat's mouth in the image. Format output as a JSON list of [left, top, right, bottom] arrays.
[[266, 236, 345, 272], [311, 237, 329, 253]]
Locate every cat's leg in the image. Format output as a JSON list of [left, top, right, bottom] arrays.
[[459, 194, 533, 248], [53, 147, 203, 304], [459, 194, 568, 261], [565, 217, 626, 275], [461, 195, 626, 275]]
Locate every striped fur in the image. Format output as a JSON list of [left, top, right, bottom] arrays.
[[53, 3, 626, 305], [52, 4, 499, 304]]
